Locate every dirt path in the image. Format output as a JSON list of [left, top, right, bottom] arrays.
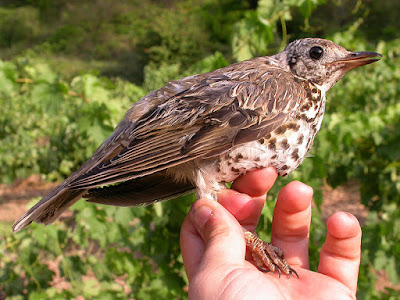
[[321, 179, 368, 225], [0, 175, 58, 223]]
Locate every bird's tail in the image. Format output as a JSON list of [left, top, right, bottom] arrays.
[[12, 185, 86, 233], [12, 171, 195, 232], [85, 171, 195, 206]]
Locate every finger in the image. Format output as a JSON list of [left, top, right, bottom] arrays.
[[271, 181, 313, 269], [217, 190, 264, 232], [318, 212, 361, 294], [220, 167, 277, 232], [231, 167, 278, 198], [181, 198, 245, 281]]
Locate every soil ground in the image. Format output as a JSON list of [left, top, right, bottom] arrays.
[[0, 175, 58, 223]]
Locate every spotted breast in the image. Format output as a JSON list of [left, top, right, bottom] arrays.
[[185, 78, 326, 200]]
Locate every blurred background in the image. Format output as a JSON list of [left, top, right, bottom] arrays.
[[0, 0, 399, 299]]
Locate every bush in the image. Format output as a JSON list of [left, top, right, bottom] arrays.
[[0, 57, 145, 183], [0, 6, 41, 50]]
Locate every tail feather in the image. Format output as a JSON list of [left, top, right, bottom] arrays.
[[85, 171, 195, 206], [12, 171, 194, 232], [12, 186, 86, 232]]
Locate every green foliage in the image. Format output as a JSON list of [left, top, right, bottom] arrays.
[[1, 0, 400, 299], [0, 6, 41, 53], [0, 56, 145, 183], [0, 0, 241, 83], [0, 194, 192, 299]]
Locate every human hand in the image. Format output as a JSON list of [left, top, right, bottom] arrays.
[[180, 167, 361, 299]]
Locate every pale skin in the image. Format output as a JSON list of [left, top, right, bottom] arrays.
[[180, 167, 362, 299]]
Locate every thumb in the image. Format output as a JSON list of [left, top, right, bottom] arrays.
[[186, 199, 248, 300], [190, 198, 246, 272]]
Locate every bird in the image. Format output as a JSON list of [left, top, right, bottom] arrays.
[[13, 38, 381, 277]]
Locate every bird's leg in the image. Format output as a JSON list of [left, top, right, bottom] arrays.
[[243, 229, 298, 278], [193, 170, 298, 277]]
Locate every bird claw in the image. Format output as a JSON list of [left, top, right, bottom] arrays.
[[244, 231, 299, 279], [287, 266, 299, 279]]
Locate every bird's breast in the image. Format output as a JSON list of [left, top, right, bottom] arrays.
[[213, 123, 312, 181], [180, 86, 327, 199], [214, 95, 327, 180]]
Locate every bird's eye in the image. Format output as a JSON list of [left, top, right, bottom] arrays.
[[309, 46, 323, 60]]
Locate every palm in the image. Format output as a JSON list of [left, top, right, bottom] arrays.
[[202, 268, 354, 299], [180, 167, 361, 299]]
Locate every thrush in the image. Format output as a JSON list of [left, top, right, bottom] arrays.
[[13, 38, 381, 277]]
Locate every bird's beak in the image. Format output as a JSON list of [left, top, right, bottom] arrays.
[[328, 51, 382, 69]]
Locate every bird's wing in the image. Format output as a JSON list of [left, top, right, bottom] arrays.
[[69, 67, 304, 189]]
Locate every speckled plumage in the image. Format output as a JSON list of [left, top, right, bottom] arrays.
[[13, 39, 381, 246]]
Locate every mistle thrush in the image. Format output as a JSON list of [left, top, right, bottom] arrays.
[[13, 38, 381, 276]]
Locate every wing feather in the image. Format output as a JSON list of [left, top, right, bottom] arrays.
[[69, 62, 304, 189]]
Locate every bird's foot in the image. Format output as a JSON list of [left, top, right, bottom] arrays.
[[244, 230, 298, 278]]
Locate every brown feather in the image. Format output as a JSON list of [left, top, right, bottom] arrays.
[[11, 55, 315, 231], [84, 171, 195, 206]]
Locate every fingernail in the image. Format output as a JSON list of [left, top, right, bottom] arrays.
[[192, 205, 213, 230]]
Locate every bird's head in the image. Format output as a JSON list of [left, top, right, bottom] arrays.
[[273, 38, 382, 92]]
